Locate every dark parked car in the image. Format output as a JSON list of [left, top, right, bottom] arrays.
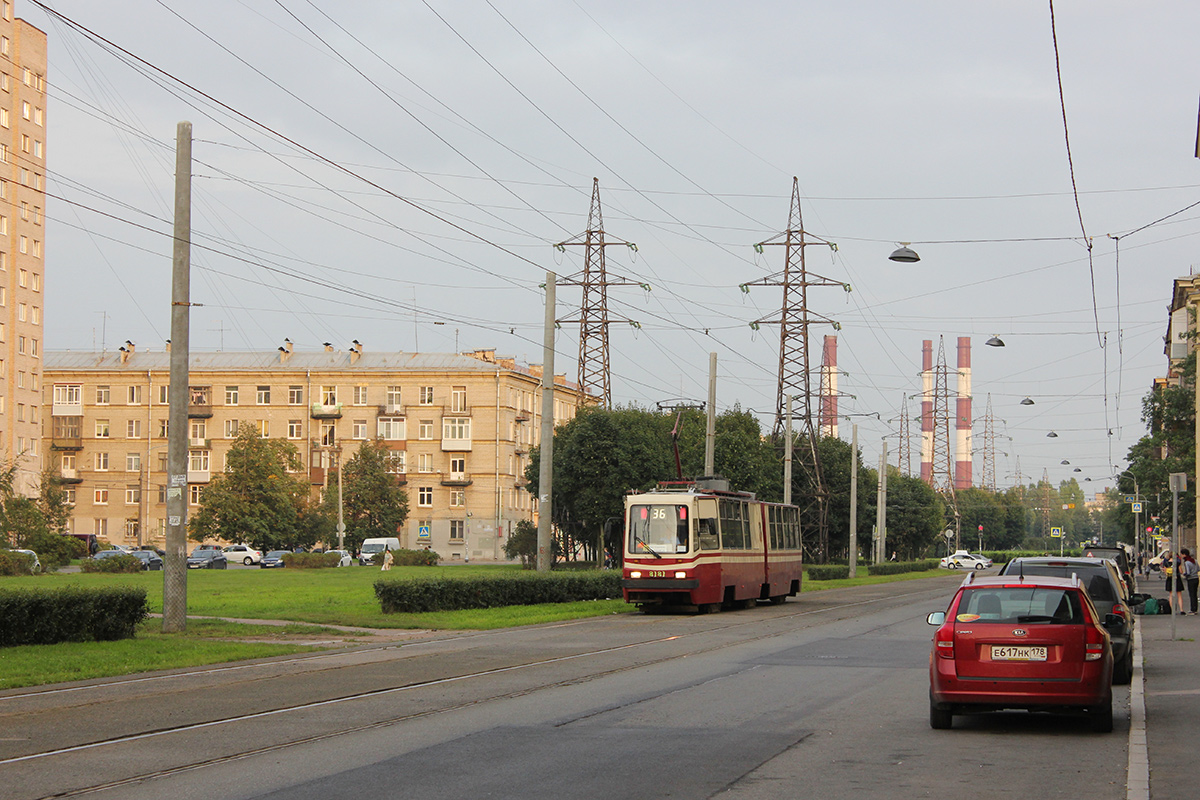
[[186, 549, 228, 569], [927, 573, 1117, 732], [1081, 545, 1134, 593], [260, 550, 290, 569], [998, 556, 1135, 684], [130, 550, 163, 571]]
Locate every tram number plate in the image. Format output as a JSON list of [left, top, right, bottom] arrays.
[[646, 570, 669, 578], [991, 646, 1047, 661]]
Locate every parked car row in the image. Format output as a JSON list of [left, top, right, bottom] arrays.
[[927, 554, 1137, 733]]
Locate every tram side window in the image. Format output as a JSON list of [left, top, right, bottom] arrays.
[[719, 500, 749, 549], [768, 505, 779, 549], [628, 504, 690, 554], [698, 518, 719, 550], [785, 506, 800, 550]]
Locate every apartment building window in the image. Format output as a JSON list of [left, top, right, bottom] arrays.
[[34, 107, 41, 125], [224, 419, 240, 438], [442, 417, 471, 442], [353, 385, 368, 405], [18, 235, 26, 254], [31, 306, 38, 324], [32, 240, 40, 258], [126, 486, 140, 505], [15, 402, 22, 422], [0, 143, 8, 164], [0, 107, 6, 127], [0, 286, 5, 305], [61, 454, 76, 472], [321, 386, 337, 405], [385, 451, 405, 475], [377, 417, 405, 440], [32, 140, 41, 159], [18, 202, 25, 221], [157, 419, 168, 439], [352, 419, 366, 439], [417, 487, 433, 507], [449, 520, 464, 541], [96, 385, 110, 405], [0, 215, 6, 235], [126, 419, 142, 439], [419, 420, 434, 440], [128, 385, 142, 404], [256, 385, 270, 405], [16, 301, 24, 321], [157, 452, 168, 472], [19, 133, 28, 153], [53, 416, 81, 439], [94, 488, 109, 506], [451, 387, 467, 413], [15, 369, 22, 387], [189, 450, 210, 472], [1, 36, 7, 54], [95, 420, 110, 438], [95, 452, 109, 471], [157, 485, 167, 504], [53, 384, 81, 405], [450, 457, 465, 477], [189, 485, 203, 505], [450, 490, 464, 508], [21, 100, 28, 119], [257, 420, 269, 438], [320, 422, 336, 447], [126, 453, 141, 472], [64, 488, 75, 505], [287, 420, 302, 439], [190, 420, 206, 440], [158, 385, 169, 404], [288, 385, 303, 405], [419, 386, 434, 405], [383, 386, 400, 410], [225, 386, 239, 405], [94, 519, 108, 537], [16, 335, 24, 354], [418, 453, 433, 473]]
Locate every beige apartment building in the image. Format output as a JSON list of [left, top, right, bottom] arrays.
[[0, 1, 47, 496], [43, 344, 584, 561]]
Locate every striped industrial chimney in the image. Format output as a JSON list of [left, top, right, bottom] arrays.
[[955, 336, 973, 488], [819, 335, 838, 438]]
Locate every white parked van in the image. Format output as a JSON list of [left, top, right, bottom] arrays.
[[358, 537, 401, 566]]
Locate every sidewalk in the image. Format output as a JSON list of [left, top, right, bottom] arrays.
[[1137, 601, 1199, 800]]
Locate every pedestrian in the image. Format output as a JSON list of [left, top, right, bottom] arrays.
[[889, 550, 898, 562], [1181, 548, 1199, 615], [381, 548, 393, 571], [1168, 551, 1186, 614]]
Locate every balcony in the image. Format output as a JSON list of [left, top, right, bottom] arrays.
[[187, 469, 210, 484], [515, 476, 530, 488], [189, 438, 211, 449], [58, 468, 82, 484], [188, 403, 213, 419], [51, 436, 83, 451], [309, 466, 327, 485], [515, 410, 531, 423], [311, 402, 343, 419], [377, 404, 405, 416], [440, 472, 473, 487], [52, 401, 83, 418]]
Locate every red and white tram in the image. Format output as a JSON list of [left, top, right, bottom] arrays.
[[620, 478, 803, 612]]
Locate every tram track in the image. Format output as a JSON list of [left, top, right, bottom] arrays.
[[5, 578, 959, 800]]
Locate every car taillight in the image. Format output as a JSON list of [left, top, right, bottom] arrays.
[[1085, 624, 1107, 661], [935, 624, 955, 659], [1112, 603, 1126, 617]]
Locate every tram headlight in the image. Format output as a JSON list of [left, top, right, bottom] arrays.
[[629, 570, 642, 579], [674, 571, 688, 579]]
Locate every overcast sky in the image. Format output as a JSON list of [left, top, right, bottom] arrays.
[[25, 0, 1200, 495]]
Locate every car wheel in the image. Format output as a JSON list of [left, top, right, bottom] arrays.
[[929, 699, 953, 730], [948, 562, 958, 569], [244, 557, 253, 566], [974, 563, 984, 570], [1113, 649, 1134, 685], [1089, 696, 1114, 733]]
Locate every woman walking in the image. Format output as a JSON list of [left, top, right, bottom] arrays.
[[1181, 548, 1199, 615]]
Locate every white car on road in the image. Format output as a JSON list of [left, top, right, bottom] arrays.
[[939, 552, 993, 570], [223, 544, 262, 565]]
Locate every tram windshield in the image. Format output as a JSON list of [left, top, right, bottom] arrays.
[[627, 504, 690, 556]]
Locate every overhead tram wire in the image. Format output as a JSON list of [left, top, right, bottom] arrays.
[[150, 0, 556, 247], [29, 1, 560, 291]]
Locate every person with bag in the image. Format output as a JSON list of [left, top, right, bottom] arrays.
[[1181, 548, 1199, 614], [1168, 551, 1186, 614]]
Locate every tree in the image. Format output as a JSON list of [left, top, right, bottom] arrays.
[[955, 487, 1005, 550], [189, 426, 309, 551], [503, 519, 538, 567], [322, 440, 409, 555], [884, 473, 945, 560]]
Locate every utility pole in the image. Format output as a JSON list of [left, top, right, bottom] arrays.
[[897, 394, 912, 476], [555, 179, 642, 408], [980, 394, 998, 492], [742, 177, 846, 561], [848, 424, 858, 576], [704, 353, 716, 475], [163, 122, 191, 633], [875, 441, 888, 563], [537, 272, 556, 572]]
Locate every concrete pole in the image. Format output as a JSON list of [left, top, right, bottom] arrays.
[[783, 395, 793, 506], [848, 424, 858, 577], [875, 441, 888, 564], [336, 445, 345, 551], [536, 272, 556, 572], [162, 122, 191, 633], [704, 353, 716, 476]]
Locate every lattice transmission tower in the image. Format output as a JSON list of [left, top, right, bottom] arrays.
[[980, 394, 998, 491], [555, 179, 642, 408], [741, 177, 847, 561], [897, 393, 912, 476], [929, 337, 956, 494]]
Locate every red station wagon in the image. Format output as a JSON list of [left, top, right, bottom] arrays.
[[927, 574, 1118, 732]]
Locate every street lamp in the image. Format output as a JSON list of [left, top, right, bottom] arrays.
[[985, 336, 1005, 347], [888, 243, 920, 263], [1021, 397, 1035, 406]]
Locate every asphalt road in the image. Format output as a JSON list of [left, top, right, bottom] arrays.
[[0, 573, 1130, 800]]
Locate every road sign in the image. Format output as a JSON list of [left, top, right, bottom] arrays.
[[1050, 527, 1063, 538], [1132, 502, 1143, 514], [418, 525, 431, 541], [943, 529, 954, 540], [1123, 495, 1136, 504]]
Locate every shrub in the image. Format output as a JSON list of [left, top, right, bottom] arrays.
[[282, 552, 341, 569], [0, 549, 36, 576], [0, 586, 149, 646], [21, 532, 85, 569], [80, 554, 143, 573], [806, 565, 850, 581], [867, 559, 939, 576], [375, 571, 622, 613], [371, 548, 440, 567]]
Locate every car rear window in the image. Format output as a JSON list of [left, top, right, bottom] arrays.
[[956, 587, 1084, 624], [1007, 565, 1115, 603]]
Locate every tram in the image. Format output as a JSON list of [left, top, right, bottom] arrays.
[[620, 477, 803, 612]]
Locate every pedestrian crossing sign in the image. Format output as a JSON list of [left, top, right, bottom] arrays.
[[1050, 527, 1063, 538]]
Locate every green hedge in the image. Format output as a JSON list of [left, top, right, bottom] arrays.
[[0, 586, 149, 646], [282, 552, 342, 569], [868, 559, 940, 576], [371, 548, 441, 567], [0, 550, 36, 576], [80, 554, 143, 573], [806, 565, 850, 580], [375, 571, 622, 613]]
